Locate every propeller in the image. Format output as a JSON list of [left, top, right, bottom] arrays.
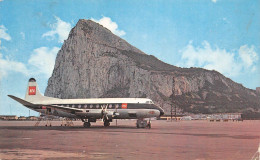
[[101, 104, 108, 121], [101, 104, 120, 122]]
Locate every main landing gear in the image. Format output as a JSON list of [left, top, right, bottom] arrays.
[[103, 119, 111, 127], [82, 118, 112, 128], [83, 122, 91, 128], [82, 118, 97, 128], [82, 118, 92, 128]]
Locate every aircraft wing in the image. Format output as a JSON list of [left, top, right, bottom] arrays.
[[46, 104, 83, 112]]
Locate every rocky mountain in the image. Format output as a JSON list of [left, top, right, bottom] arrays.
[[45, 19, 260, 115]]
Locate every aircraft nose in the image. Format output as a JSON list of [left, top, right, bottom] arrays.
[[153, 104, 164, 117], [160, 109, 164, 116], [156, 105, 164, 116]]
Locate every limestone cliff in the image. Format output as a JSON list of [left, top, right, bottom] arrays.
[[45, 19, 260, 114]]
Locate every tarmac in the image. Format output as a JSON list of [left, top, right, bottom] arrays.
[[0, 120, 259, 160]]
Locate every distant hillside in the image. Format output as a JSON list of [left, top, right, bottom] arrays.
[[45, 19, 260, 114]]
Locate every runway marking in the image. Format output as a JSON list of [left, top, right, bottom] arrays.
[[0, 149, 87, 159]]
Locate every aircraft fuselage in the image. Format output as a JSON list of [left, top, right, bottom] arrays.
[[9, 78, 164, 128]]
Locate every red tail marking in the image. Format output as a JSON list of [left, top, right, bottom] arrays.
[[149, 111, 155, 114], [28, 86, 36, 95], [122, 103, 127, 109]]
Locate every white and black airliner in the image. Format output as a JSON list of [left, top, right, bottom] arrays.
[[8, 78, 164, 128]]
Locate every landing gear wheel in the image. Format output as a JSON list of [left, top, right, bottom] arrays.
[[83, 122, 91, 128], [104, 121, 110, 127], [136, 119, 150, 128], [147, 123, 151, 129]]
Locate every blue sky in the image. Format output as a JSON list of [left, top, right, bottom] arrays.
[[0, 0, 259, 116]]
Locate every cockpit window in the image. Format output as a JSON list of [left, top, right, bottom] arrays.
[[146, 101, 154, 104]]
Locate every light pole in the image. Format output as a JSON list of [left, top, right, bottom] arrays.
[[171, 104, 173, 122], [175, 104, 177, 121]]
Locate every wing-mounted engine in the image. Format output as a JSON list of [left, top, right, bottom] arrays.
[[101, 105, 119, 120]]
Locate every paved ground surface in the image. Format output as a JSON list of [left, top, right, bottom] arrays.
[[0, 120, 259, 160]]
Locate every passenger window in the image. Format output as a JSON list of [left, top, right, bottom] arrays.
[[90, 104, 93, 108], [109, 104, 112, 109], [78, 104, 81, 108], [84, 104, 87, 109], [96, 104, 100, 108], [72, 104, 75, 108], [115, 104, 119, 109]]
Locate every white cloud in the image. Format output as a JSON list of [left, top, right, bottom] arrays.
[[0, 26, 28, 79], [20, 32, 25, 40], [28, 47, 60, 77], [238, 45, 258, 68], [42, 16, 71, 43], [0, 25, 11, 41], [0, 53, 29, 79], [212, 0, 217, 3], [91, 17, 126, 37], [0, 46, 60, 79], [0, 24, 60, 79], [179, 41, 258, 77]]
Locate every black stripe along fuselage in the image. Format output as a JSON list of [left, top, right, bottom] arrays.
[[40, 103, 164, 116]]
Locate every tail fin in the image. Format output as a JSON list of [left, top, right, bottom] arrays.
[[25, 78, 56, 102]]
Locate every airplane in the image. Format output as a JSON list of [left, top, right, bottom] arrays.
[[8, 78, 164, 128]]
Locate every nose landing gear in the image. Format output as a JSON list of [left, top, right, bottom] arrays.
[[136, 119, 151, 129]]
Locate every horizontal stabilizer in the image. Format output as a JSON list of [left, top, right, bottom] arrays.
[[8, 95, 35, 107], [8, 95, 83, 113]]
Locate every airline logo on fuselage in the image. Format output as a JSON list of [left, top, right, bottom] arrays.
[[122, 103, 127, 109], [28, 86, 36, 95]]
